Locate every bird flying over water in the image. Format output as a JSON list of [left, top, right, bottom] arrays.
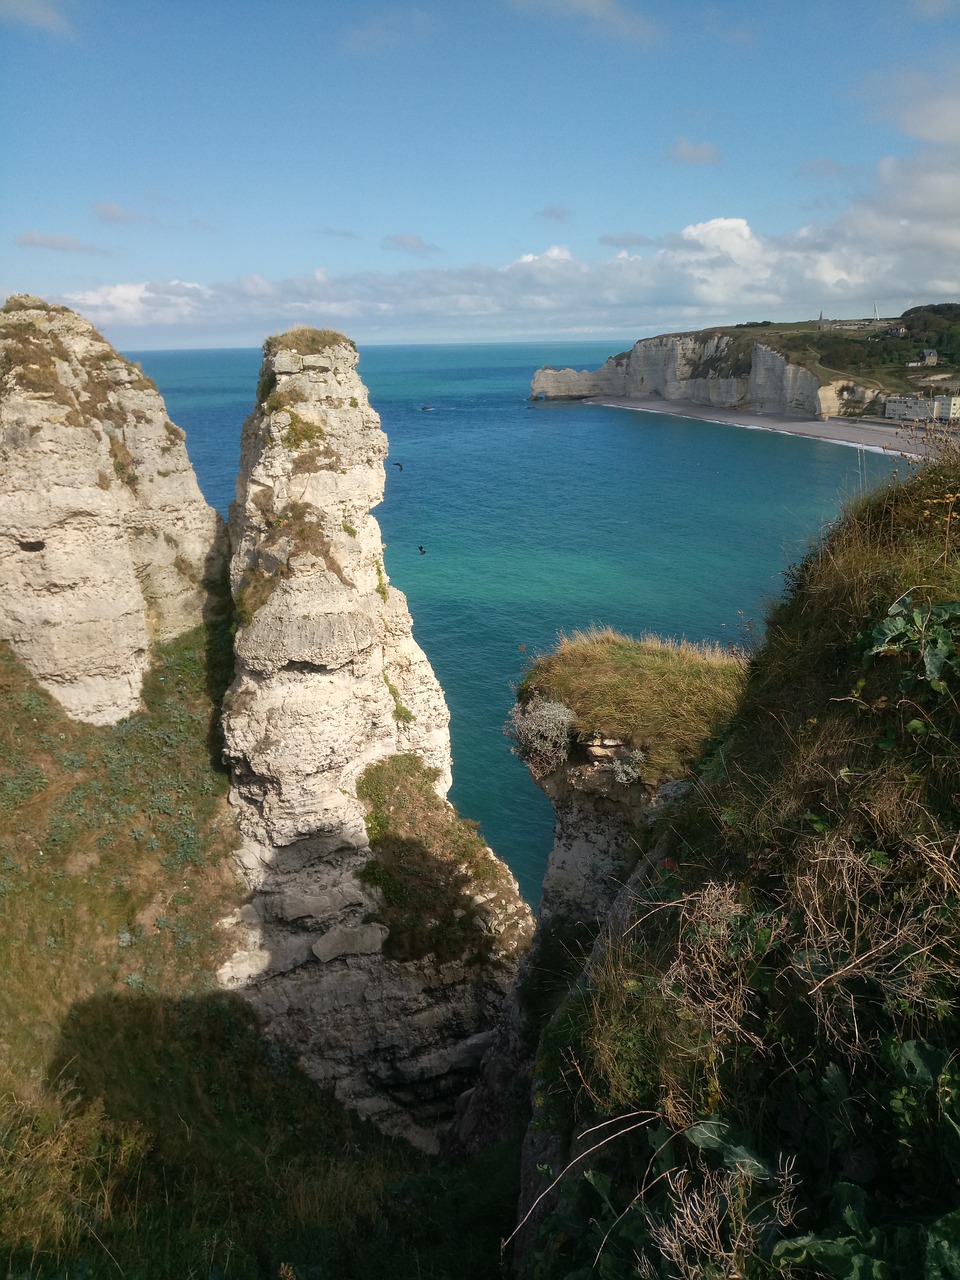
[[418, 546, 426, 554], [393, 462, 403, 470]]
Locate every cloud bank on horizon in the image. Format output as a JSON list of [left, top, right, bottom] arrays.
[[1, 0, 958, 347]]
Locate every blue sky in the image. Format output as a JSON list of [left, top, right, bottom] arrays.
[[1, 0, 958, 347]]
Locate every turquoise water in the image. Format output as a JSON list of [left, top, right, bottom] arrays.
[[129, 342, 901, 903]]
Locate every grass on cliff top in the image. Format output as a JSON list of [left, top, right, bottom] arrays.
[[526, 449, 960, 1278], [519, 628, 747, 782], [263, 326, 356, 357]]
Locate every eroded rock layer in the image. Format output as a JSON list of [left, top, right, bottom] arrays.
[[0, 295, 228, 724], [220, 329, 533, 1149]]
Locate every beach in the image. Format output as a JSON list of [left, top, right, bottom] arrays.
[[585, 396, 924, 457]]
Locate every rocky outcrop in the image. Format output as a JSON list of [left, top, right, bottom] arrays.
[[450, 724, 688, 1155], [532, 332, 831, 417], [219, 328, 533, 1150], [0, 295, 228, 724]]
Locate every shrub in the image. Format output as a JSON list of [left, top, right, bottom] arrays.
[[504, 698, 573, 779]]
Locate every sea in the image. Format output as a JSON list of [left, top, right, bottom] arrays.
[[126, 341, 902, 904]]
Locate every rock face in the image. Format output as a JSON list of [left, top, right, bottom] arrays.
[[532, 332, 832, 417], [219, 328, 533, 1150], [0, 296, 228, 724], [450, 728, 686, 1155]]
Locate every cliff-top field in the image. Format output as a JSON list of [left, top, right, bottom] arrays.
[[694, 302, 960, 398]]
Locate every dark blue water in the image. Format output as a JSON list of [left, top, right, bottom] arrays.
[[129, 343, 901, 903]]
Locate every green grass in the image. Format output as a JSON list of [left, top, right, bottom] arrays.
[[519, 628, 746, 782], [357, 754, 520, 964], [384, 673, 415, 723], [0, 624, 239, 1079], [0, 630, 527, 1278]]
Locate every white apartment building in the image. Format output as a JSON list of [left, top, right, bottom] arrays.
[[885, 395, 932, 420]]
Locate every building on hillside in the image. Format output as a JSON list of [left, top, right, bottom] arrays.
[[886, 324, 908, 338], [885, 395, 932, 420], [934, 395, 960, 422], [908, 349, 939, 367]]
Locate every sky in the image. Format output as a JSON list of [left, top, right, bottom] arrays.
[[1, 0, 959, 349]]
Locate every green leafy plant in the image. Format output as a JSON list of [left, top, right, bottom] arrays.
[[865, 595, 960, 695]]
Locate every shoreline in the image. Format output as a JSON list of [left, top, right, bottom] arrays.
[[583, 396, 924, 458]]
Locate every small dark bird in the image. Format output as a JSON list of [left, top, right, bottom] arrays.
[[418, 545, 426, 555], [393, 462, 403, 471]]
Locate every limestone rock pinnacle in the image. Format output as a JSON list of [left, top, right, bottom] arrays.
[[0, 295, 228, 724], [220, 327, 533, 1149]]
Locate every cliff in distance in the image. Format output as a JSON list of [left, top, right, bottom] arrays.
[[531, 326, 875, 417]]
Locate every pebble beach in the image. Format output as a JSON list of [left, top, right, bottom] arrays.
[[586, 396, 924, 457]]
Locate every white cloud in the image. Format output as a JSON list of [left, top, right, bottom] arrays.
[[669, 136, 720, 166], [17, 229, 107, 254], [382, 233, 441, 255], [58, 141, 960, 343], [0, 0, 69, 33], [506, 0, 658, 43], [507, 245, 575, 266]]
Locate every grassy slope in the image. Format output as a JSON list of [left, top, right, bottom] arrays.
[[523, 451, 960, 1279], [0, 628, 519, 1279]]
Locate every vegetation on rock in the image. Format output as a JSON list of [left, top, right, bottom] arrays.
[[696, 303, 960, 397], [517, 629, 746, 783], [263, 326, 356, 358], [357, 753, 510, 964]]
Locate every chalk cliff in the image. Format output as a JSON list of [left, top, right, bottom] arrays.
[[532, 331, 849, 417], [219, 328, 533, 1150], [451, 716, 687, 1156], [0, 295, 227, 724]]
